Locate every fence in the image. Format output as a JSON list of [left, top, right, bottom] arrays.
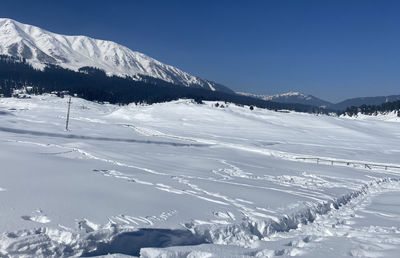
[[295, 157, 400, 172]]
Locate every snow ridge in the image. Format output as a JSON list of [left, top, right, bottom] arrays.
[[0, 18, 224, 91], [189, 177, 400, 247]]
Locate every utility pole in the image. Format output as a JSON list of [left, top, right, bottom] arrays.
[[65, 96, 72, 131]]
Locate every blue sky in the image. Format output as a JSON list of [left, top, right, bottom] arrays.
[[1, 0, 400, 102]]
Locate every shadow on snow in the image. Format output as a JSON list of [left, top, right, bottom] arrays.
[[81, 228, 207, 257], [0, 126, 208, 147]]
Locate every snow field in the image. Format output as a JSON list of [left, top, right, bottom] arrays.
[[0, 95, 399, 257]]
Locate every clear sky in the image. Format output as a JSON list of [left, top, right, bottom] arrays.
[[1, 0, 399, 102]]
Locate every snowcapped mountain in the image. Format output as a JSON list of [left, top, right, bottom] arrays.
[[0, 18, 232, 92], [237, 91, 332, 108]]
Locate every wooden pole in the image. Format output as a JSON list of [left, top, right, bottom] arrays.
[[66, 96, 72, 131]]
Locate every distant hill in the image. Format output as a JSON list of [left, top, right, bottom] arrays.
[[239, 91, 400, 111], [330, 95, 400, 110], [237, 92, 332, 108]]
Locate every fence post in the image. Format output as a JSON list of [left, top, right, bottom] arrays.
[[66, 96, 72, 131]]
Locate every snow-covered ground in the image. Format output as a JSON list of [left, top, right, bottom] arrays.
[[0, 95, 399, 257]]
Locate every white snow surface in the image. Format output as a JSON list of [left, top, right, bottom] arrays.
[[0, 95, 400, 257], [0, 18, 216, 90]]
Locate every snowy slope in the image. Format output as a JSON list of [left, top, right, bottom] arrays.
[[0, 18, 231, 92], [0, 96, 399, 257], [238, 91, 332, 108]]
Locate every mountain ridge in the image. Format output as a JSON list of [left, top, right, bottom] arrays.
[[332, 95, 400, 110], [238, 91, 400, 111], [237, 91, 333, 108], [0, 18, 232, 93]]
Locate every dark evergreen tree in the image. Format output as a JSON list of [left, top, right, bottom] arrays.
[[341, 100, 400, 117]]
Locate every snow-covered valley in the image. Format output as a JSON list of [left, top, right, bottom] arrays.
[[0, 95, 399, 257]]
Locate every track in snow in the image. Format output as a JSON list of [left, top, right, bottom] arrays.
[[2, 178, 399, 257]]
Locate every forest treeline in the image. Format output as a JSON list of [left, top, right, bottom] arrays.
[[2, 55, 398, 117], [342, 101, 400, 117], [0, 55, 327, 113]]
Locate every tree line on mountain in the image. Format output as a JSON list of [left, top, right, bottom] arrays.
[[341, 101, 400, 117], [0, 55, 328, 113]]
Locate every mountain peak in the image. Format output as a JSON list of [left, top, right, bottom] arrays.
[[0, 18, 18, 26], [0, 18, 21, 36]]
